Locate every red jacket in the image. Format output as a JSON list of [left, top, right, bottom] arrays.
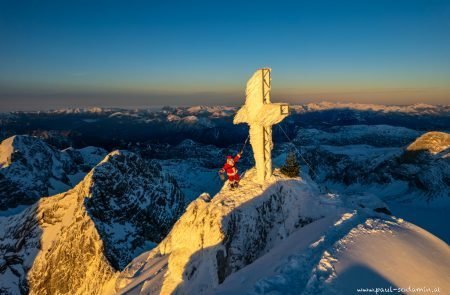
[[221, 154, 241, 176]]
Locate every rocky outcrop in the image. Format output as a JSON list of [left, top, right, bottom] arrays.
[[0, 135, 107, 210], [0, 150, 184, 294], [85, 151, 185, 270], [406, 131, 450, 155], [116, 169, 336, 294]]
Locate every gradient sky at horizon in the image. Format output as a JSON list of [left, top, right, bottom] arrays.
[[1, 0, 449, 111]]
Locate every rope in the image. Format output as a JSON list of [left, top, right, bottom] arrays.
[[277, 124, 332, 194], [240, 134, 250, 154]]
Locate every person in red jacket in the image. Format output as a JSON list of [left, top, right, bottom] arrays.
[[219, 152, 242, 188]]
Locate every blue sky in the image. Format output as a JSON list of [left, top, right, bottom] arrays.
[[1, 0, 449, 110]]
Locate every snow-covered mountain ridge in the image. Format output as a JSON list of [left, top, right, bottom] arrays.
[[294, 125, 422, 147], [115, 168, 450, 295], [116, 168, 335, 294], [0, 110, 448, 294], [292, 101, 450, 115], [215, 217, 450, 295], [300, 131, 450, 202], [0, 150, 184, 294], [0, 135, 107, 211], [0, 137, 447, 294], [3, 102, 448, 151]]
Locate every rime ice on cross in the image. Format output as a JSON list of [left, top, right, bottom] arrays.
[[234, 68, 289, 183]]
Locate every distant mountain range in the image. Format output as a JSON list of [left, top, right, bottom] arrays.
[[293, 101, 450, 115], [300, 131, 449, 202], [3, 102, 448, 116], [1, 102, 448, 150]]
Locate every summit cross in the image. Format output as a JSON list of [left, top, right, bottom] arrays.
[[234, 68, 289, 184]]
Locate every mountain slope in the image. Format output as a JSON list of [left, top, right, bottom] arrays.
[[300, 131, 450, 201], [116, 168, 449, 295], [85, 151, 185, 270], [0, 135, 107, 210], [215, 217, 450, 295], [115, 169, 355, 294], [0, 150, 184, 294]]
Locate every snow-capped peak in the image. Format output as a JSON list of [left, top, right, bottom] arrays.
[[0, 135, 107, 211], [0, 135, 51, 168], [406, 131, 450, 155]]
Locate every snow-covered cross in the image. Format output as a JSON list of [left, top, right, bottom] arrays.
[[234, 68, 289, 183]]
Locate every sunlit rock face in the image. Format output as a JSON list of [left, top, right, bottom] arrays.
[[0, 135, 107, 210], [0, 151, 184, 294], [406, 131, 450, 155], [116, 169, 335, 294]]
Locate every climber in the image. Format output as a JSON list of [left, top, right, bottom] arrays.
[[218, 152, 242, 188]]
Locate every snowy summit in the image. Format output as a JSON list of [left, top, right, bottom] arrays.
[[115, 168, 450, 294]]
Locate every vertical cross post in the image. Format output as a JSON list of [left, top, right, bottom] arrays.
[[234, 68, 289, 184]]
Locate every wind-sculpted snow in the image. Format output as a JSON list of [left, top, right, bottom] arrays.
[[301, 219, 450, 295], [0, 150, 184, 294], [215, 215, 450, 295], [0, 135, 107, 211]]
